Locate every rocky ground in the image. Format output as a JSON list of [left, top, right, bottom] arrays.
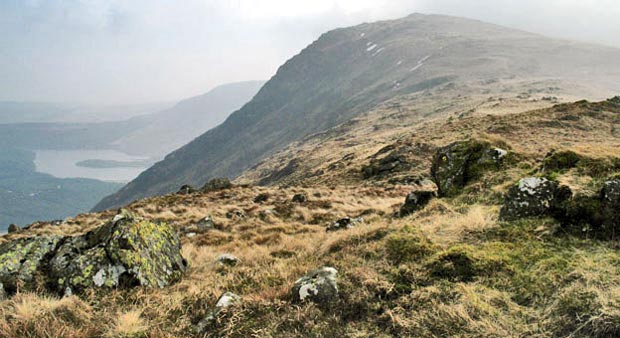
[[1, 98, 620, 337]]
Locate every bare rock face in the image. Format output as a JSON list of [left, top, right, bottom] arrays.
[[399, 190, 435, 217], [431, 140, 507, 197], [0, 210, 187, 296], [499, 177, 570, 221], [291, 267, 339, 305]]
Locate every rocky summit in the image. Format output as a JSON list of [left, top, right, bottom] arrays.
[[0, 210, 186, 296]]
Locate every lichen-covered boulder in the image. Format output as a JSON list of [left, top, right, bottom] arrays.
[[431, 140, 507, 197], [201, 177, 232, 192], [499, 177, 570, 221], [48, 210, 187, 293], [291, 267, 339, 304], [0, 236, 61, 293], [399, 190, 435, 217], [326, 217, 363, 232]]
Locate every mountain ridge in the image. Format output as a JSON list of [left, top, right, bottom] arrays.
[[93, 13, 620, 211]]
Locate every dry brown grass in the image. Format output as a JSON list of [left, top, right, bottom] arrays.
[[2, 98, 620, 337]]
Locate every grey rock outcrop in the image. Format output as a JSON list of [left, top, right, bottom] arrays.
[[431, 140, 507, 197], [499, 177, 569, 221]]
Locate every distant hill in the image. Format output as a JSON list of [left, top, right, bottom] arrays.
[[0, 101, 170, 124], [94, 13, 620, 211], [112, 81, 265, 158]]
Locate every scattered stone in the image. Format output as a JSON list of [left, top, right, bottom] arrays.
[[201, 178, 232, 192], [216, 254, 240, 267], [399, 190, 436, 217], [292, 193, 308, 203], [177, 184, 196, 195], [186, 232, 197, 238], [7, 224, 20, 233], [258, 209, 276, 221], [326, 217, 363, 232], [499, 177, 570, 221], [197, 216, 215, 231], [431, 140, 507, 197], [292, 267, 339, 305], [0, 283, 5, 300], [0, 210, 187, 295], [226, 209, 246, 219], [253, 193, 270, 203], [195, 292, 241, 333], [50, 220, 64, 226]]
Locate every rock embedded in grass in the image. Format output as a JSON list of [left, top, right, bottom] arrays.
[[201, 177, 232, 192], [292, 193, 308, 203], [326, 217, 363, 232], [253, 193, 270, 203], [195, 292, 242, 333], [216, 254, 240, 267], [399, 190, 435, 217], [292, 267, 339, 305]]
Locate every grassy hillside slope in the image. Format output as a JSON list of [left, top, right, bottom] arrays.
[[4, 98, 620, 337]]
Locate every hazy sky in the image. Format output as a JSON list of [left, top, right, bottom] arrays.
[[1, 0, 619, 104]]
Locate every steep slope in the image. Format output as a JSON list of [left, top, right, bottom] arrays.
[[94, 13, 620, 211], [113, 81, 265, 158]]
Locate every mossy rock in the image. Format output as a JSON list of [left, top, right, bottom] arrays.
[[555, 180, 620, 239], [542, 150, 582, 172], [431, 140, 508, 197]]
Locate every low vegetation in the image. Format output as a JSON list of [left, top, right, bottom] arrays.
[[2, 98, 620, 337]]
